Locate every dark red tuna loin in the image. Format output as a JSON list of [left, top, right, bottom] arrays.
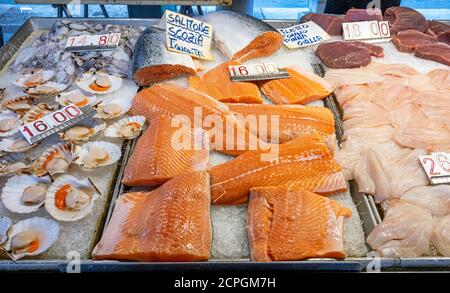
[[392, 30, 438, 53], [300, 13, 343, 36], [414, 43, 450, 66], [344, 8, 383, 22], [384, 7, 428, 34], [315, 41, 384, 69]]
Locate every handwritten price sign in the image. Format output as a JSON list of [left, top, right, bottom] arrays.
[[20, 105, 95, 144], [342, 21, 390, 43], [419, 153, 450, 185], [279, 21, 330, 49], [65, 33, 121, 52], [229, 63, 290, 82]]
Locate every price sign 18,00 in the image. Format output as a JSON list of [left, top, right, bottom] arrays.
[[342, 21, 390, 43]]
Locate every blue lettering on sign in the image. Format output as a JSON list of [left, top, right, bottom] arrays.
[[168, 37, 204, 58], [166, 12, 210, 37]]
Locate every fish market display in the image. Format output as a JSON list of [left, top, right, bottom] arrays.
[[92, 171, 211, 262], [258, 66, 333, 105], [201, 11, 283, 62], [300, 13, 343, 36], [130, 83, 269, 156], [189, 60, 263, 104], [343, 8, 383, 22], [316, 41, 384, 69], [209, 132, 345, 205], [384, 6, 428, 34], [122, 115, 208, 186], [248, 187, 351, 261], [132, 27, 197, 86], [227, 103, 336, 144]]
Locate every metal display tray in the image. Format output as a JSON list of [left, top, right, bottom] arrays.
[[0, 17, 449, 272]]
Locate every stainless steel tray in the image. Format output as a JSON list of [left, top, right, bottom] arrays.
[[0, 17, 448, 272]]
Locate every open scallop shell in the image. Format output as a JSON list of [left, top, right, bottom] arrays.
[[59, 118, 106, 143], [0, 111, 21, 137], [2, 217, 59, 260], [56, 89, 97, 107], [104, 115, 146, 139], [32, 142, 74, 177], [93, 97, 131, 120], [14, 70, 55, 89], [20, 103, 56, 124], [0, 137, 36, 153], [45, 175, 100, 222], [74, 141, 121, 171], [0, 155, 31, 176], [0, 217, 12, 245], [25, 82, 68, 97], [1, 175, 51, 213], [1, 96, 36, 116], [76, 72, 122, 95]]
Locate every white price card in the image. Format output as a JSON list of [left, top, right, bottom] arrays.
[[160, 10, 213, 60], [228, 63, 290, 82], [20, 105, 94, 145], [278, 21, 330, 49], [65, 33, 121, 52], [342, 21, 390, 43], [419, 152, 450, 185]]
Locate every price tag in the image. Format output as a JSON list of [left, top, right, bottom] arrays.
[[228, 63, 290, 82], [64, 33, 121, 52], [161, 10, 213, 60], [20, 105, 95, 145], [342, 21, 390, 43], [278, 21, 330, 49], [419, 152, 450, 185]]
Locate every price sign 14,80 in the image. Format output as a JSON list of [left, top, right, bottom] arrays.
[[65, 33, 121, 52]]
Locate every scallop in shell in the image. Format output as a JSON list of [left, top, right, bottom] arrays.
[[74, 141, 121, 171], [0, 155, 31, 176], [0, 137, 36, 153], [32, 142, 74, 177], [20, 103, 55, 124], [45, 175, 100, 221], [2, 217, 59, 260], [0, 216, 12, 245], [14, 70, 54, 88], [104, 115, 146, 139], [93, 97, 131, 120], [0, 111, 20, 137], [59, 118, 106, 142], [56, 89, 97, 107], [76, 72, 122, 95], [1, 96, 36, 116], [25, 82, 68, 97], [1, 175, 51, 213]]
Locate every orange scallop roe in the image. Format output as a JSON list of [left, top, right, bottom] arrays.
[[27, 239, 39, 253], [55, 184, 72, 210], [89, 82, 110, 92]]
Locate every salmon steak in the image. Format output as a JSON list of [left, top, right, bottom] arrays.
[[92, 171, 212, 262], [259, 66, 333, 105], [189, 60, 263, 104], [209, 132, 346, 205], [227, 103, 336, 144], [130, 83, 270, 156], [122, 115, 209, 186], [248, 186, 352, 261]]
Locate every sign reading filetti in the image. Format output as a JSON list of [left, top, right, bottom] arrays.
[[160, 10, 213, 60], [278, 21, 330, 49]]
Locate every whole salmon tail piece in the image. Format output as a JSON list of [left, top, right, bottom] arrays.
[[227, 103, 336, 143], [209, 132, 342, 205], [92, 171, 212, 262], [259, 66, 333, 105], [130, 83, 268, 156], [189, 60, 263, 104], [122, 115, 209, 186], [248, 186, 352, 261], [133, 27, 197, 86], [202, 11, 283, 62]]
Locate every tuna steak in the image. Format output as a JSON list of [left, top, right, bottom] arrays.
[[414, 43, 450, 66], [132, 27, 197, 86], [300, 13, 343, 36], [384, 7, 428, 34], [344, 8, 383, 22], [392, 30, 438, 53]]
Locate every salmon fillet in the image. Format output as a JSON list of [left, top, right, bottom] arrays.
[[122, 115, 208, 186], [259, 66, 333, 105], [209, 133, 346, 205], [227, 103, 336, 143], [248, 186, 352, 261], [130, 83, 270, 156], [233, 31, 284, 62], [92, 171, 212, 262], [189, 61, 263, 104]]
